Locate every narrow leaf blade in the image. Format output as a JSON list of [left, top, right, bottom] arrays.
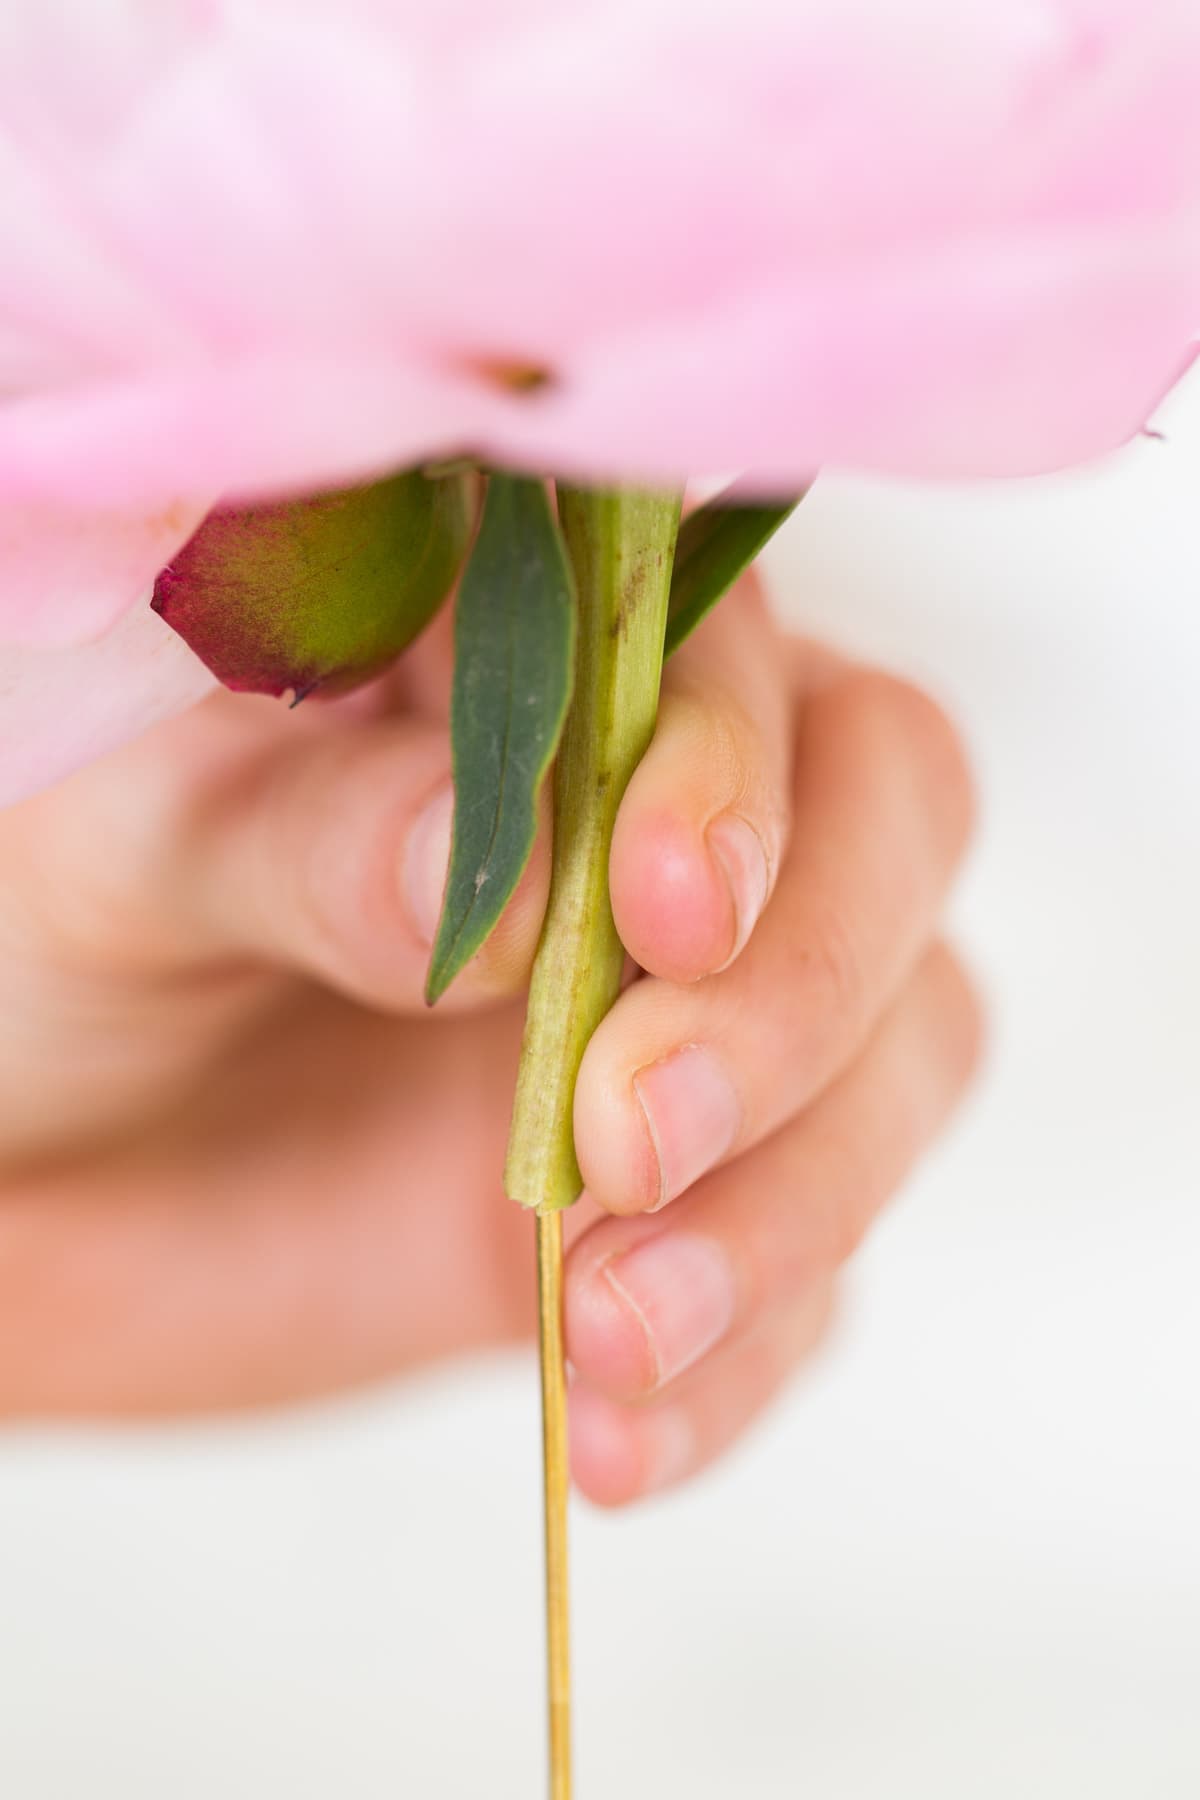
[[664, 488, 808, 660], [425, 475, 576, 1004]]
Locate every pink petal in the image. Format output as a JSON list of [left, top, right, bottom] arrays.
[[0, 497, 211, 645], [488, 228, 1200, 487], [0, 0, 1197, 507], [0, 603, 216, 808], [0, 354, 490, 510]]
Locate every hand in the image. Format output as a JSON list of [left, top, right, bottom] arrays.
[[0, 573, 980, 1504]]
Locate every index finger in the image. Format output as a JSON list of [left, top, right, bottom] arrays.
[[608, 569, 796, 985]]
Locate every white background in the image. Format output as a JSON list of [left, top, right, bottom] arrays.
[[1, 376, 1197, 1797]]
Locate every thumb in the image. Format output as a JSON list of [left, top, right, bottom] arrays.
[[173, 707, 552, 1013]]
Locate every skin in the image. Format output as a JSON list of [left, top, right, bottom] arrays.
[[0, 572, 981, 1505]]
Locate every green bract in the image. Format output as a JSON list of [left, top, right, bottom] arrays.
[[664, 489, 801, 659], [153, 468, 472, 699]]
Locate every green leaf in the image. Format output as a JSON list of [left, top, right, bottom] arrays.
[[664, 487, 808, 660], [425, 475, 577, 1005]]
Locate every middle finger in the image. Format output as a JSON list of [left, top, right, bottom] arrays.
[[575, 659, 975, 1215]]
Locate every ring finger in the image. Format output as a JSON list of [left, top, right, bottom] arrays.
[[566, 942, 984, 1502]]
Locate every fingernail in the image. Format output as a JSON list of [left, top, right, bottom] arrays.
[[402, 781, 454, 947], [633, 1044, 741, 1208], [706, 813, 769, 969], [604, 1232, 736, 1389]]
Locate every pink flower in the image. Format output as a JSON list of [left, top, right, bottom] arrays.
[[2, 0, 1198, 802]]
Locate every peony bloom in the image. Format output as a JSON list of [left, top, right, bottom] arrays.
[[2, 0, 1198, 801]]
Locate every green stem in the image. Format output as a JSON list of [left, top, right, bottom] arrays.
[[505, 486, 682, 1212]]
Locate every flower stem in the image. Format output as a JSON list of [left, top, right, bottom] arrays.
[[505, 487, 682, 1211], [536, 1208, 571, 1797], [505, 486, 681, 1800]]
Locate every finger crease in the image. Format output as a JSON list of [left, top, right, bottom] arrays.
[[601, 1257, 663, 1390]]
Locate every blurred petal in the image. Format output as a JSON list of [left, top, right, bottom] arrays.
[[0, 0, 1197, 502], [0, 357, 486, 510], [0, 498, 211, 645], [0, 604, 215, 808], [490, 228, 1200, 487]]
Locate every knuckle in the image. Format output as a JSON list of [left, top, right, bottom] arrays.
[[723, 562, 772, 627], [775, 1277, 840, 1366], [656, 622, 794, 858], [687, 559, 771, 646], [805, 1138, 879, 1273], [279, 754, 372, 963], [822, 1174, 876, 1269], [928, 941, 988, 1094], [796, 635, 852, 683], [801, 900, 868, 1029], [836, 668, 978, 854], [0, 781, 189, 977], [753, 1140, 875, 1301], [665, 683, 754, 799], [255, 734, 421, 1000]]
